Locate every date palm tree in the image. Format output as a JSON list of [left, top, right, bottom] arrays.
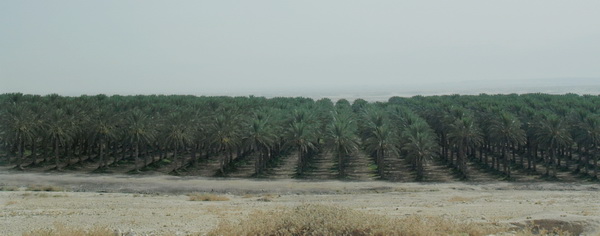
[[401, 119, 439, 180], [245, 112, 277, 176], [125, 109, 156, 172], [448, 116, 482, 179], [44, 109, 75, 170], [535, 114, 573, 178], [360, 108, 397, 178], [285, 120, 317, 175], [575, 115, 600, 178], [327, 111, 359, 177], [489, 112, 526, 178], [0, 105, 39, 169], [209, 113, 241, 175], [88, 110, 118, 169], [164, 116, 194, 172]]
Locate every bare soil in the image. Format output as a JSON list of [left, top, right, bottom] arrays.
[[1, 167, 600, 235]]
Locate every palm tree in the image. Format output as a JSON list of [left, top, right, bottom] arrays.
[[327, 111, 359, 177], [188, 109, 210, 168], [448, 116, 482, 179], [575, 115, 600, 178], [124, 110, 156, 172], [44, 109, 75, 170], [401, 119, 439, 180], [535, 114, 573, 178], [164, 116, 193, 172], [285, 120, 317, 175], [87, 110, 118, 169], [360, 108, 397, 178], [0, 105, 39, 169], [209, 113, 241, 175], [488, 112, 526, 178], [244, 112, 277, 176]]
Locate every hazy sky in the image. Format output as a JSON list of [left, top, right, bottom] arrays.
[[1, 1, 599, 96]]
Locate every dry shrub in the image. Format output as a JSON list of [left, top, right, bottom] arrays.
[[26, 185, 65, 192], [448, 196, 474, 202], [23, 223, 113, 236], [207, 204, 509, 236], [188, 193, 229, 201], [0, 185, 19, 191], [5, 200, 17, 206]]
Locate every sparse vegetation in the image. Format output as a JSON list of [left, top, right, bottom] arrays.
[[26, 185, 66, 192], [0, 185, 20, 191], [447, 196, 475, 202], [5, 200, 17, 206], [23, 223, 114, 236], [206, 204, 570, 236], [20, 192, 68, 198], [188, 193, 230, 201]]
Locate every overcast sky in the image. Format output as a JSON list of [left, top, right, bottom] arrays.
[[1, 1, 599, 96]]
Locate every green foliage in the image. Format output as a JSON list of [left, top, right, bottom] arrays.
[[1, 93, 599, 181]]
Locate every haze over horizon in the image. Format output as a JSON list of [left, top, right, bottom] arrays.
[[1, 1, 599, 97]]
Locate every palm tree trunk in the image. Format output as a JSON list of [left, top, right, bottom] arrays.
[[77, 139, 84, 165], [553, 148, 559, 177], [191, 143, 198, 168], [593, 147, 598, 179], [255, 150, 261, 176], [54, 139, 61, 170], [30, 140, 37, 166], [502, 144, 507, 173], [503, 143, 511, 178], [16, 137, 24, 170], [134, 142, 140, 172], [378, 149, 385, 178], [112, 142, 119, 166], [338, 150, 344, 177], [457, 144, 465, 178], [99, 140, 104, 169], [141, 145, 148, 168], [64, 144, 71, 167], [297, 147, 303, 175], [533, 146, 538, 171]]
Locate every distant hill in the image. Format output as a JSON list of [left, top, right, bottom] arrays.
[[246, 78, 600, 102]]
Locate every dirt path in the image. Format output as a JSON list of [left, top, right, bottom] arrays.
[[264, 152, 299, 179], [345, 151, 378, 181], [187, 154, 224, 177], [302, 151, 338, 179], [382, 156, 414, 181], [224, 153, 257, 178], [420, 157, 459, 182]]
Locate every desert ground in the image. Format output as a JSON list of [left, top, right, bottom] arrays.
[[1, 168, 600, 235]]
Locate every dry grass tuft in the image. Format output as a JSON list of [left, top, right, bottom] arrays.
[[5, 200, 18, 206], [448, 196, 475, 202], [20, 192, 68, 198], [207, 204, 511, 236], [23, 223, 114, 236], [188, 193, 229, 201], [0, 185, 20, 191], [26, 185, 65, 192]]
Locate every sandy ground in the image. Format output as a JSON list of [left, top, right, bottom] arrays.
[[1, 169, 600, 235]]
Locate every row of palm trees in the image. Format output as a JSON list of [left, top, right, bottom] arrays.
[[412, 93, 600, 180], [1, 93, 599, 181]]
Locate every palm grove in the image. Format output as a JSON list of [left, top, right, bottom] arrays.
[[1, 93, 599, 181]]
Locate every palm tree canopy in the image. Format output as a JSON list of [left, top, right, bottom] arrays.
[[448, 116, 483, 148], [489, 112, 526, 146], [327, 111, 359, 157]]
